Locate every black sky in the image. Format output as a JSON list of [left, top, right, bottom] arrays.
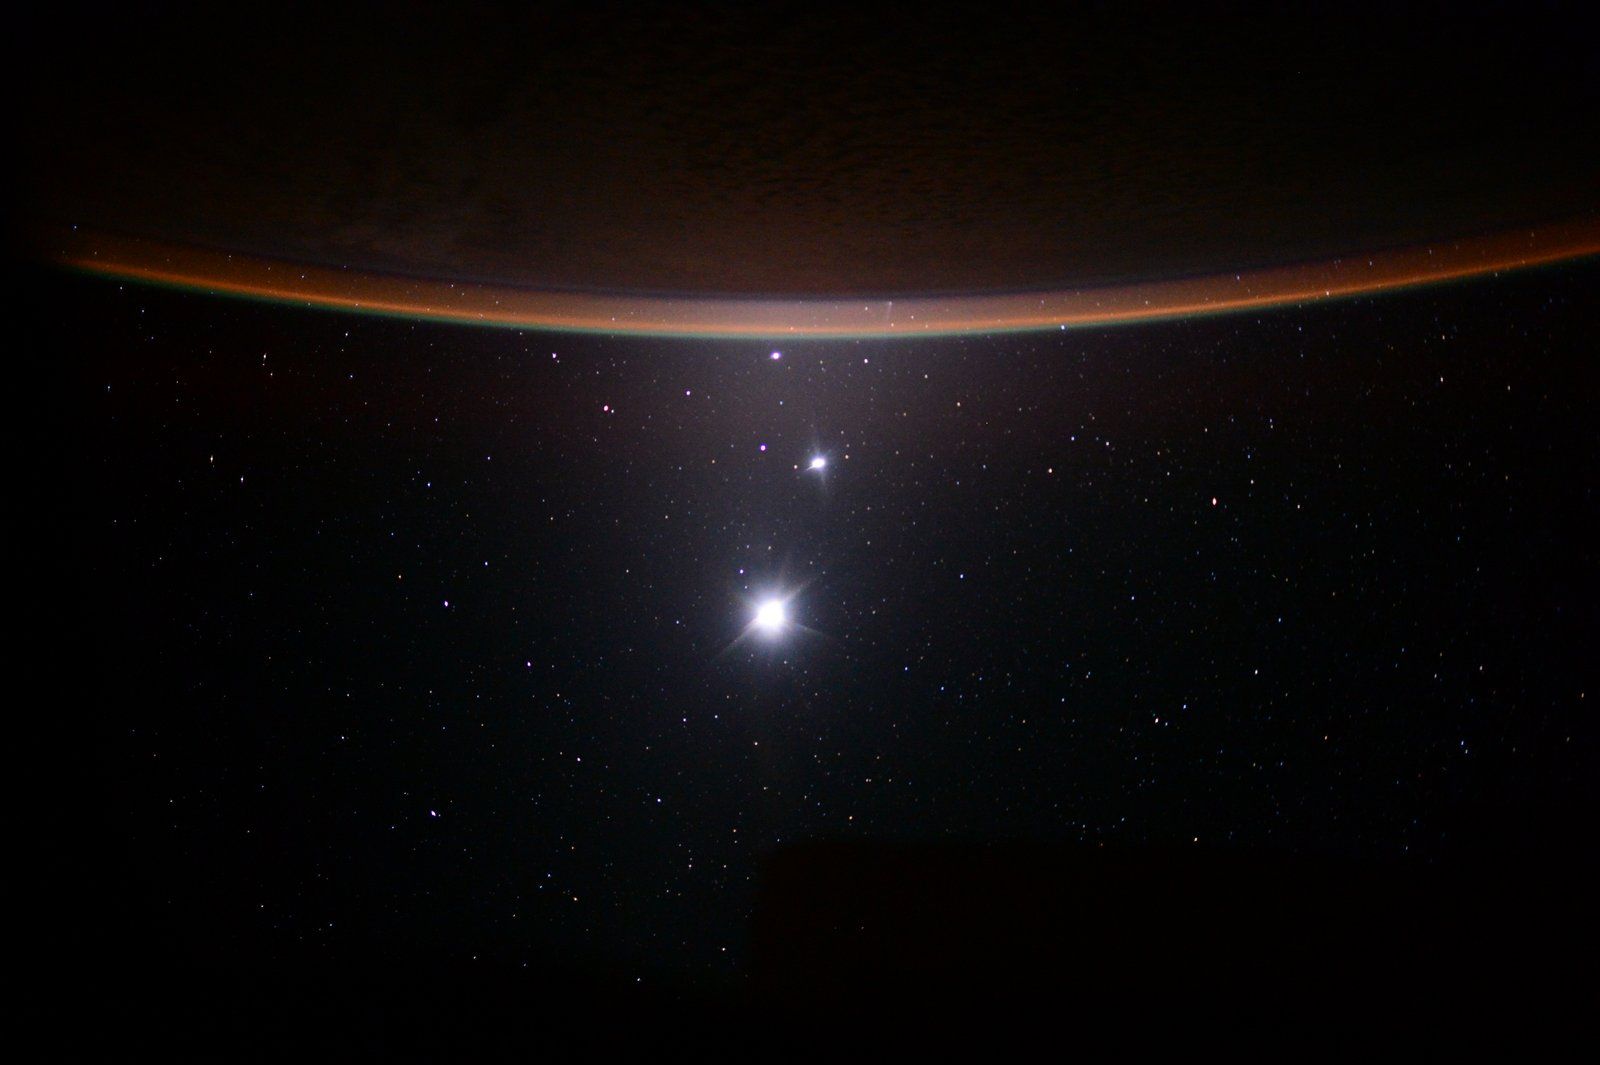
[[30, 255, 1596, 1039]]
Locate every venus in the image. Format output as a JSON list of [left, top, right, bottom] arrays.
[[753, 599, 787, 635]]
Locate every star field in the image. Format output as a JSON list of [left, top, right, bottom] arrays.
[[41, 258, 1599, 1015]]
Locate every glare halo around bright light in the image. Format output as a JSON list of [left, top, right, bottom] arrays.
[[754, 599, 787, 634]]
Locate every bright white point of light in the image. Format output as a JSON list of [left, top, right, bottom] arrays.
[[754, 599, 787, 633], [809, 456, 827, 470], [770, 351, 782, 360]]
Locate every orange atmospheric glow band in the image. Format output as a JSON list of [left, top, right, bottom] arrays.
[[44, 217, 1600, 338]]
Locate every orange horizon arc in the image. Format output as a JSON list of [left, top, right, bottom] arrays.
[[44, 217, 1600, 338]]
